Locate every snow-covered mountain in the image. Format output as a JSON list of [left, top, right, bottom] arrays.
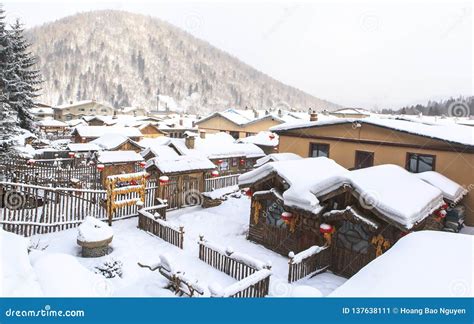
[[26, 10, 339, 114]]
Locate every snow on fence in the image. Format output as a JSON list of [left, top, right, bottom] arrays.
[[138, 205, 185, 249], [0, 181, 108, 236], [198, 236, 271, 297], [204, 174, 241, 192], [287, 245, 330, 283]]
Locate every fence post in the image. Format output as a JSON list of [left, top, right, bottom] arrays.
[[179, 226, 185, 249], [288, 251, 295, 283]]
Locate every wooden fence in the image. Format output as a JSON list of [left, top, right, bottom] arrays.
[[138, 205, 185, 249], [0, 156, 100, 188], [204, 174, 241, 192], [288, 245, 330, 283], [198, 236, 271, 297], [0, 181, 107, 236]]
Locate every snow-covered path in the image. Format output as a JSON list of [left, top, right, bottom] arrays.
[[30, 195, 346, 297]]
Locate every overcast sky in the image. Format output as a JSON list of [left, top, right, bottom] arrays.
[[4, 0, 473, 109]]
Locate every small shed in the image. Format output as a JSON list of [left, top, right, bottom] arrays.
[[91, 134, 143, 152]]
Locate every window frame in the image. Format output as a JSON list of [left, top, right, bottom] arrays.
[[308, 142, 330, 158], [405, 152, 436, 173]]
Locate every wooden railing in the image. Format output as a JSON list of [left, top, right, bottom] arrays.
[[0, 181, 107, 236], [198, 236, 271, 297], [204, 174, 241, 192], [138, 205, 185, 249], [288, 245, 330, 283]]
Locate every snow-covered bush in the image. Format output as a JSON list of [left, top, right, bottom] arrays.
[[95, 259, 123, 279]]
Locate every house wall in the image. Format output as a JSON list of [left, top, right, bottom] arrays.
[[277, 123, 474, 225], [54, 102, 114, 121], [100, 163, 137, 187], [197, 115, 282, 138], [140, 125, 164, 138]]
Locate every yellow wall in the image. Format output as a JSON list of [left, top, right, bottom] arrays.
[[278, 123, 474, 225], [197, 115, 281, 138]]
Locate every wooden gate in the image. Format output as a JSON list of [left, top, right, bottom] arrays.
[[330, 221, 373, 277], [159, 175, 202, 210]]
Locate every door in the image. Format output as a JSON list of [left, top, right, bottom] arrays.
[[331, 221, 372, 277], [354, 151, 374, 169]]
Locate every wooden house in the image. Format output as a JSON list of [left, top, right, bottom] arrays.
[[91, 134, 143, 152], [71, 126, 143, 143], [238, 158, 466, 277], [96, 151, 145, 187], [145, 155, 216, 209], [137, 123, 166, 138]]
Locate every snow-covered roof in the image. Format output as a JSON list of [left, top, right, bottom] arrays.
[[237, 131, 279, 147], [73, 125, 143, 138], [37, 119, 68, 127], [240, 160, 448, 229], [97, 151, 143, 164], [55, 100, 112, 110], [91, 133, 142, 150], [254, 153, 302, 168], [240, 157, 349, 214], [67, 143, 101, 152], [330, 231, 474, 297], [141, 145, 180, 160], [270, 117, 474, 147], [415, 171, 468, 203], [66, 119, 87, 127], [330, 108, 371, 115], [196, 108, 304, 127], [193, 132, 265, 159], [147, 155, 215, 174]]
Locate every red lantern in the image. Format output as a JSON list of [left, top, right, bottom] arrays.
[[97, 164, 105, 172], [159, 175, 169, 185], [216, 159, 223, 165], [211, 170, 219, 177], [239, 158, 245, 165], [27, 159, 35, 165], [281, 212, 293, 222], [68, 152, 75, 158], [441, 203, 449, 210], [269, 133, 275, 140], [139, 161, 147, 168], [437, 209, 447, 218], [245, 188, 253, 197], [319, 223, 333, 234], [144, 172, 151, 179]]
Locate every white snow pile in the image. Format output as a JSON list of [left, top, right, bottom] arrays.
[[147, 155, 215, 173], [29, 252, 112, 297], [415, 171, 468, 203], [97, 150, 144, 164], [0, 229, 42, 297], [77, 217, 113, 243], [202, 185, 239, 200], [67, 142, 101, 152], [254, 153, 302, 167], [237, 131, 279, 147], [289, 285, 323, 297], [239, 157, 348, 214], [73, 125, 142, 139], [209, 269, 272, 297], [330, 231, 474, 297]]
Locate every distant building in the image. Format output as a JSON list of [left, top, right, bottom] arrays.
[[53, 100, 115, 121], [195, 108, 306, 140], [329, 108, 371, 119]]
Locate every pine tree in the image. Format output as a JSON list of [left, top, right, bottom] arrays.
[[4, 18, 42, 130]]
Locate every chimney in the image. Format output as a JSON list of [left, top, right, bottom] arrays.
[[278, 109, 283, 117], [253, 109, 259, 119], [179, 118, 183, 126], [310, 112, 318, 122], [185, 135, 196, 149], [69, 100, 73, 104], [200, 130, 206, 139]]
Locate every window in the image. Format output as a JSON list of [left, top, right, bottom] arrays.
[[246, 132, 257, 137], [354, 151, 374, 169], [229, 131, 240, 140], [232, 158, 238, 167], [219, 160, 229, 171], [406, 153, 435, 173], [309, 143, 329, 158]]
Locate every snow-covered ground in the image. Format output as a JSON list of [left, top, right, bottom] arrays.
[[19, 195, 345, 297]]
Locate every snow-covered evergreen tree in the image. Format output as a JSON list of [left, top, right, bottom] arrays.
[[4, 18, 42, 130]]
